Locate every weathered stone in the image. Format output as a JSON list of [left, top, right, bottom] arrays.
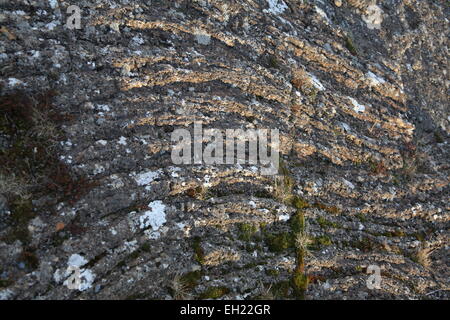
[[0, 0, 448, 300]]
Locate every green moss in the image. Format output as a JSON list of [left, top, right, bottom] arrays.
[[356, 212, 367, 222], [2, 198, 34, 245], [238, 223, 258, 242], [192, 237, 205, 265], [140, 242, 151, 252], [0, 279, 13, 288], [267, 55, 280, 69], [128, 250, 141, 260], [254, 189, 273, 199], [351, 238, 374, 252], [434, 131, 444, 143], [180, 270, 202, 290], [317, 216, 341, 229], [291, 196, 309, 210], [265, 269, 280, 277], [280, 164, 294, 190], [125, 292, 148, 300], [243, 262, 259, 269], [271, 281, 291, 299], [344, 35, 358, 55], [382, 230, 406, 237], [307, 87, 319, 103], [313, 235, 332, 247], [265, 232, 294, 252], [291, 272, 308, 299], [290, 212, 305, 234], [414, 232, 426, 242], [199, 286, 230, 299]]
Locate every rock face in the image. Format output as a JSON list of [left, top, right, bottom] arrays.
[[0, 0, 448, 300]]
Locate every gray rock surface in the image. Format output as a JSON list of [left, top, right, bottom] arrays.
[[0, 0, 448, 300]]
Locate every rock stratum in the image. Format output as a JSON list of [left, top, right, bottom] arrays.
[[0, 0, 448, 300]]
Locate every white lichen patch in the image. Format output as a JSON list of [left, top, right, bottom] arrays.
[[118, 136, 127, 145], [63, 268, 95, 292], [348, 97, 366, 113], [134, 170, 161, 189], [46, 21, 59, 31], [194, 31, 211, 45], [341, 122, 351, 133], [138, 200, 167, 231], [68, 253, 88, 267], [342, 178, 355, 190], [168, 166, 181, 178], [265, 0, 288, 15], [48, 0, 58, 9], [96, 104, 110, 112], [315, 6, 331, 24], [108, 174, 125, 189], [362, 4, 384, 30], [278, 213, 290, 222], [366, 71, 386, 87], [96, 140, 108, 146], [53, 254, 96, 292], [7, 78, 26, 87], [0, 289, 13, 300], [131, 35, 145, 45], [309, 73, 325, 91]]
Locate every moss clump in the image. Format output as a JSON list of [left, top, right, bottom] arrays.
[[307, 87, 319, 103], [180, 270, 202, 290], [434, 131, 444, 143], [314, 202, 341, 214], [192, 237, 205, 265], [291, 272, 309, 299], [199, 286, 230, 299], [351, 238, 375, 252], [267, 55, 280, 69], [317, 216, 341, 229], [265, 232, 294, 252], [265, 269, 280, 277], [271, 281, 291, 299], [128, 250, 142, 260], [2, 198, 34, 245], [238, 223, 258, 241], [291, 196, 309, 210], [313, 235, 332, 247], [356, 212, 367, 222], [414, 232, 426, 242], [344, 35, 358, 55], [290, 212, 305, 234], [253, 189, 273, 199], [0, 279, 13, 288], [140, 242, 151, 252], [382, 230, 406, 237]]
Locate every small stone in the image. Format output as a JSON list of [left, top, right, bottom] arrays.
[[334, 0, 342, 7]]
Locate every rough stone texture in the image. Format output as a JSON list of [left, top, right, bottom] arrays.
[[0, 0, 448, 300]]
